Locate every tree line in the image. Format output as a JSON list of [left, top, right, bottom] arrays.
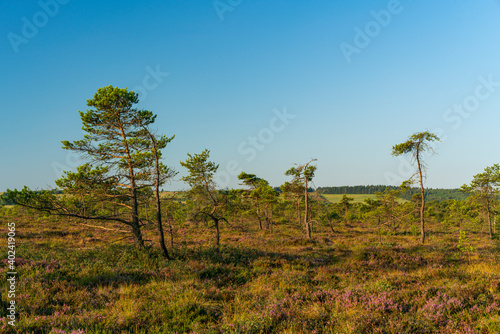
[[317, 186, 469, 201]]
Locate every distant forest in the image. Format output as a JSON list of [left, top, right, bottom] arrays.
[[316, 185, 469, 202]]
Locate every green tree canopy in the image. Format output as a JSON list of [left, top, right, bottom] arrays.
[[460, 164, 500, 238], [180, 149, 227, 249], [8, 86, 175, 248]]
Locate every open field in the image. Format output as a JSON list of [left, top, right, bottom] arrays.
[[161, 192, 379, 204], [160, 192, 386, 204], [2, 1, 499, 333], [160, 191, 187, 201], [320, 194, 408, 204], [1, 206, 499, 333], [159, 191, 178, 197], [321, 194, 379, 204]]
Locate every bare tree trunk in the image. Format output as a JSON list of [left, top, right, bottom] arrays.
[[120, 125, 144, 248], [486, 197, 493, 238], [155, 199, 170, 258], [265, 207, 270, 230], [150, 135, 170, 259], [416, 152, 426, 244], [257, 206, 263, 230], [213, 217, 220, 251], [297, 197, 301, 225], [304, 178, 311, 238], [129, 171, 143, 247], [131, 224, 144, 247], [308, 209, 313, 235]]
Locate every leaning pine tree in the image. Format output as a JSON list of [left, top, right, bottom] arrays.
[[7, 86, 175, 250]]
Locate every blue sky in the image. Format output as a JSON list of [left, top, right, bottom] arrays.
[[1, 0, 500, 191]]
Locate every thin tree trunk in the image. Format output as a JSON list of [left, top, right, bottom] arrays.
[[486, 197, 493, 238], [150, 134, 170, 259], [265, 207, 269, 229], [208, 205, 221, 251], [119, 124, 144, 248], [155, 197, 170, 258], [304, 178, 311, 238], [297, 196, 301, 225], [257, 206, 263, 230], [416, 152, 426, 244], [131, 224, 144, 247], [213, 217, 220, 251], [308, 209, 313, 235], [130, 172, 143, 247]]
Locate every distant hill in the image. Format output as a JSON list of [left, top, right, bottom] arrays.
[[316, 185, 468, 202]]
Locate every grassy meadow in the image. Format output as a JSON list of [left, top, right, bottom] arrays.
[[1, 205, 499, 334], [320, 194, 408, 204], [321, 194, 378, 204]]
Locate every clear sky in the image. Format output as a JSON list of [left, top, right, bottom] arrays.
[[1, 0, 500, 191]]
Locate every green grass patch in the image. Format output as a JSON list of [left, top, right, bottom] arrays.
[[321, 193, 408, 204]]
